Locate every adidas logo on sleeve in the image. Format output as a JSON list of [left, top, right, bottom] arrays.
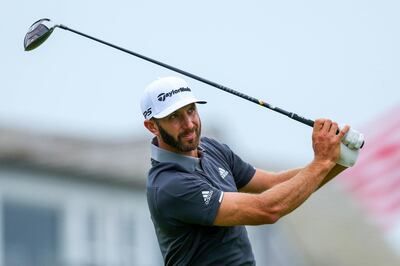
[[201, 190, 214, 205], [218, 167, 229, 179]]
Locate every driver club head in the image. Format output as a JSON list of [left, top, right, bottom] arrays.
[[24, 18, 58, 51]]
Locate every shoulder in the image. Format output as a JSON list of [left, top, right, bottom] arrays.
[[201, 137, 231, 153], [201, 136, 223, 146], [148, 162, 192, 188], [201, 136, 234, 163]]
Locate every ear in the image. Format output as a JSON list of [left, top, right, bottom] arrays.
[[144, 119, 159, 135]]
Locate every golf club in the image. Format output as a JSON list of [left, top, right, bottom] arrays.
[[24, 18, 365, 149]]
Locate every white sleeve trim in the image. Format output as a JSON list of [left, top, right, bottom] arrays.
[[218, 191, 224, 203]]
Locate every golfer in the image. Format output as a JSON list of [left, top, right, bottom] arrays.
[[141, 76, 359, 265]]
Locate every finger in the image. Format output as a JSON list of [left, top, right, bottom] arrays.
[[330, 122, 339, 135], [313, 119, 325, 134], [338, 124, 350, 140], [321, 119, 332, 132], [314, 119, 324, 130]]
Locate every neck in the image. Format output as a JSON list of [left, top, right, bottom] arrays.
[[157, 138, 199, 158]]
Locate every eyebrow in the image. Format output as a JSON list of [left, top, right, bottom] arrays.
[[166, 104, 196, 119], [187, 103, 196, 109]]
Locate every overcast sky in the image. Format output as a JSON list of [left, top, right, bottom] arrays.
[[1, 0, 399, 166]]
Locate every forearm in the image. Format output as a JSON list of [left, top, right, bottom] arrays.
[[240, 168, 302, 193], [270, 168, 302, 187], [215, 160, 335, 226], [268, 164, 345, 191], [259, 160, 335, 219]]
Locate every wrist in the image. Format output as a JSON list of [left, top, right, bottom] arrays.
[[310, 159, 336, 173]]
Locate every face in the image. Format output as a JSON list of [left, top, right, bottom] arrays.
[[153, 103, 201, 154]]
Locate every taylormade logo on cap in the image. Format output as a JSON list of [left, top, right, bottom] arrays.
[[157, 87, 191, 102], [140, 76, 206, 119]]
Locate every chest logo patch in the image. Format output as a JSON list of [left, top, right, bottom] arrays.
[[218, 167, 229, 179]]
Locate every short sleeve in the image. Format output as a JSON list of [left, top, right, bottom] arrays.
[[221, 143, 256, 189], [156, 172, 224, 226]]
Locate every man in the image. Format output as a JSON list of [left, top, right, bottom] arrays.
[[140, 76, 359, 265]]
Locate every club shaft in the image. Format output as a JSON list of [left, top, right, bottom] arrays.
[[59, 24, 315, 128]]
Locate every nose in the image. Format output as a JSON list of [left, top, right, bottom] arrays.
[[181, 113, 194, 129]]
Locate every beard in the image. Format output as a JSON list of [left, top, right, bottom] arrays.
[[155, 119, 201, 153]]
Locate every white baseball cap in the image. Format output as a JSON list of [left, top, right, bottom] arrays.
[[140, 76, 206, 119]]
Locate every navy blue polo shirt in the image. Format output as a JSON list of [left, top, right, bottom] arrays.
[[147, 137, 256, 266]]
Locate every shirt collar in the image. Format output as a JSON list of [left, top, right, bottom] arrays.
[[150, 138, 203, 172]]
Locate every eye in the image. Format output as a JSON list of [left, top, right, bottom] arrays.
[[168, 113, 178, 120], [188, 105, 196, 114]]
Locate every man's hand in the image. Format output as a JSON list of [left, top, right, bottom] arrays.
[[312, 119, 349, 166]]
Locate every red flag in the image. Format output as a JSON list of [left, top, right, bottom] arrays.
[[337, 104, 400, 232]]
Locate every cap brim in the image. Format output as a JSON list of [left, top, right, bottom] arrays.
[[153, 98, 207, 119]]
